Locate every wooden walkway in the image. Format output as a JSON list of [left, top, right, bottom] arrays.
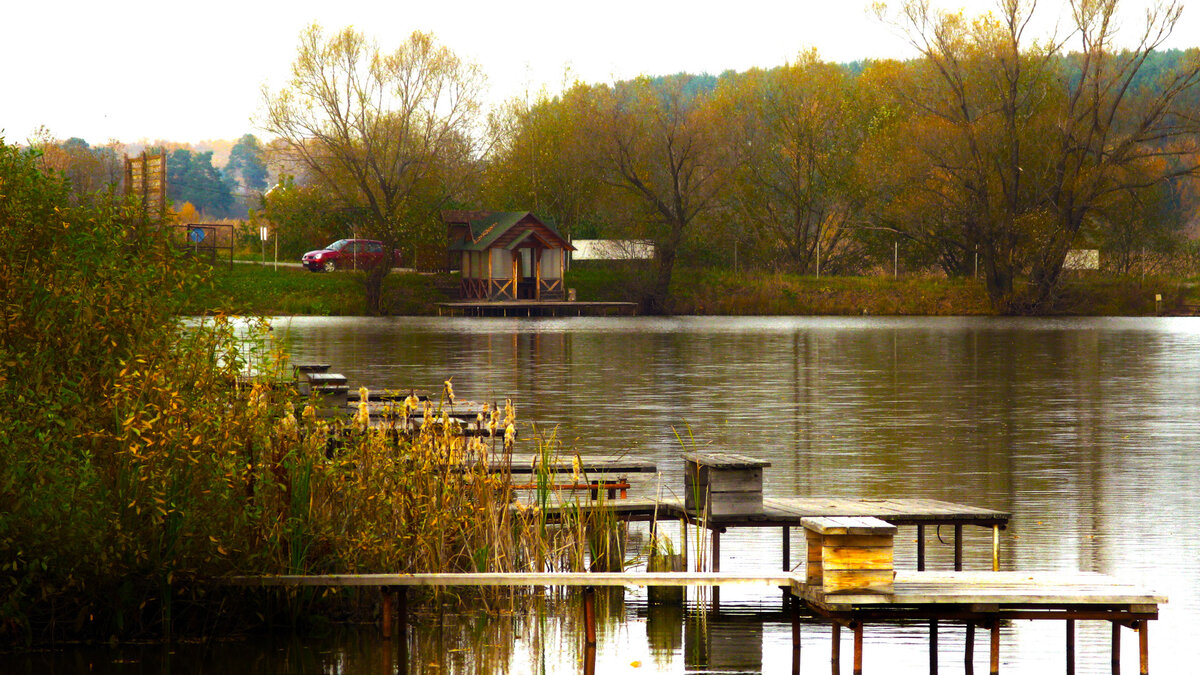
[[794, 570, 1163, 675], [515, 495, 1011, 574], [437, 300, 637, 317], [224, 569, 1163, 674]]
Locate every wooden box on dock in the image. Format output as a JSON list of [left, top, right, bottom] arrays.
[[802, 516, 896, 596], [682, 452, 770, 518]]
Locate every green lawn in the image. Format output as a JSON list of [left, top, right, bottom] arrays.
[[181, 263, 452, 316]]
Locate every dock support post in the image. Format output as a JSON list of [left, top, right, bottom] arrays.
[[1067, 619, 1075, 675], [584, 644, 596, 675], [397, 587, 408, 669], [712, 528, 721, 610], [783, 525, 792, 607], [990, 620, 1000, 674], [965, 622, 975, 673], [1138, 621, 1149, 675], [1112, 621, 1121, 675], [790, 594, 802, 675], [853, 621, 864, 675], [929, 619, 938, 675], [583, 586, 597, 646], [917, 525, 925, 571], [955, 524, 964, 571], [988, 523, 998, 569], [831, 622, 841, 675], [380, 588, 393, 637], [680, 518, 689, 572]]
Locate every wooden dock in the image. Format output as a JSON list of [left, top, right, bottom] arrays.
[[794, 570, 1164, 675], [225, 568, 1163, 674], [437, 300, 637, 317]]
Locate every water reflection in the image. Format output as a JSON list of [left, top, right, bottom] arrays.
[[34, 315, 1195, 674]]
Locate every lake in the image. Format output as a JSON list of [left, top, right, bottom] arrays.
[[35, 315, 1200, 674]]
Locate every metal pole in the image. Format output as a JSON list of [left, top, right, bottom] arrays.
[[894, 240, 898, 277]]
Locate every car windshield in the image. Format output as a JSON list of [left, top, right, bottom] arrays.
[[327, 239, 350, 251]]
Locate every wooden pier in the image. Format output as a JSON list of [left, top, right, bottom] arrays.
[[227, 566, 1163, 674], [437, 300, 637, 317], [250, 373, 1160, 672]]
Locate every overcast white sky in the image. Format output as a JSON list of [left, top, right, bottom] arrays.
[[2, 0, 1196, 146]]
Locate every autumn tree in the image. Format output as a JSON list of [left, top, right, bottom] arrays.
[[878, 0, 1200, 311], [482, 83, 602, 239], [1026, 0, 1200, 307], [588, 76, 732, 313], [722, 54, 875, 274], [261, 25, 485, 313]]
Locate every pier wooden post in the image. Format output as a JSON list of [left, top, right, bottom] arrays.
[[1112, 621, 1121, 675], [397, 587, 408, 669], [783, 525, 792, 607], [955, 523, 964, 571], [965, 622, 975, 673], [584, 644, 597, 675], [992, 525, 1000, 571], [790, 594, 802, 671], [831, 622, 841, 675], [712, 528, 721, 610], [1067, 619, 1075, 675], [929, 619, 938, 674], [853, 621, 864, 675], [989, 620, 1000, 674], [583, 586, 597, 645], [1139, 620, 1148, 675], [680, 518, 689, 572], [380, 588, 393, 637], [917, 525, 925, 571]]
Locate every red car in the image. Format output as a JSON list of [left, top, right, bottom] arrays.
[[301, 239, 401, 272]]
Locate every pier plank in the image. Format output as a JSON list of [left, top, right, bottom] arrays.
[[799, 571, 1166, 608], [227, 571, 796, 588]]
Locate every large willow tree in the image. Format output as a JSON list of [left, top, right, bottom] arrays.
[[879, 0, 1200, 311], [262, 25, 485, 313]]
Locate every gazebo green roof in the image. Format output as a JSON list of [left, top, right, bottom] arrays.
[[449, 211, 574, 252]]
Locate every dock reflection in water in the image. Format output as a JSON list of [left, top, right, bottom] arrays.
[[221, 315, 1200, 673]]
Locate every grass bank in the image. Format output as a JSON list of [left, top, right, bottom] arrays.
[[568, 264, 1187, 316], [189, 261, 1189, 317], [179, 263, 451, 316]]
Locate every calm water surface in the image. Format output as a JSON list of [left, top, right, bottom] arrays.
[[36, 316, 1200, 674]]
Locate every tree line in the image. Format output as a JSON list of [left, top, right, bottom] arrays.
[[262, 1, 1200, 314], [28, 131, 270, 219]]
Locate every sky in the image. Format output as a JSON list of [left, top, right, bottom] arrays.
[[3, 0, 1197, 146]]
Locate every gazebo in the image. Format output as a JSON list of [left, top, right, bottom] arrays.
[[445, 211, 575, 301]]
